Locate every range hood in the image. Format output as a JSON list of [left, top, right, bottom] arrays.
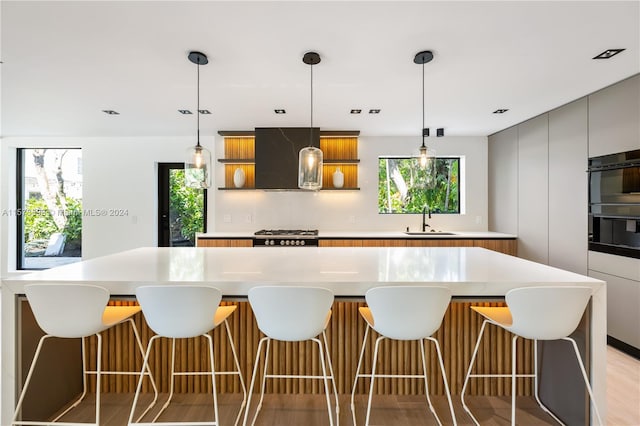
[[255, 127, 320, 189]]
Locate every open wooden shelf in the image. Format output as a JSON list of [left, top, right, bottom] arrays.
[[218, 134, 359, 190]]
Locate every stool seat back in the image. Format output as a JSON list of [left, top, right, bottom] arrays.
[[366, 286, 451, 340], [136, 285, 222, 338], [248, 286, 334, 342], [25, 283, 109, 338], [506, 286, 592, 340]]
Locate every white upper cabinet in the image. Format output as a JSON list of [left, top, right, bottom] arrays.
[[548, 98, 588, 274], [518, 114, 549, 264], [588, 74, 640, 157], [488, 126, 518, 235]]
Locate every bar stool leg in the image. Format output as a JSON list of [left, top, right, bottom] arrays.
[[428, 337, 457, 425], [461, 319, 488, 425], [222, 319, 247, 426], [322, 330, 340, 425], [128, 335, 159, 425], [242, 337, 271, 426], [564, 337, 603, 426], [204, 333, 220, 425], [419, 338, 438, 422], [365, 336, 384, 426], [149, 337, 177, 423], [511, 335, 518, 426], [314, 337, 335, 426], [532, 340, 565, 425], [49, 337, 90, 423], [350, 324, 370, 426], [93, 333, 102, 425], [13, 336, 52, 425], [127, 318, 159, 422]]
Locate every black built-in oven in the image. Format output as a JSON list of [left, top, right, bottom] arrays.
[[588, 149, 640, 259]]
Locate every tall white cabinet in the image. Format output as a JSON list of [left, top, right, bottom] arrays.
[[588, 74, 640, 157], [548, 98, 589, 274], [517, 115, 550, 264], [488, 126, 518, 234], [489, 100, 588, 274]]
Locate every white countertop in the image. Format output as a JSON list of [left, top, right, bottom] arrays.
[[4, 246, 599, 297], [197, 231, 517, 239]]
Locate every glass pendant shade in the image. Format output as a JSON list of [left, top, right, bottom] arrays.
[[298, 146, 323, 190], [419, 144, 437, 189], [185, 143, 212, 189]]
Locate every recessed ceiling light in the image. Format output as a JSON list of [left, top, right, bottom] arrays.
[[274, 109, 286, 114], [369, 109, 381, 114], [178, 109, 192, 114], [199, 109, 211, 114], [493, 109, 509, 114], [593, 48, 625, 59], [102, 110, 119, 115], [350, 109, 362, 114]]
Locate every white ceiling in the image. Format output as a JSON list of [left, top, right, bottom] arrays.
[[1, 1, 639, 138]]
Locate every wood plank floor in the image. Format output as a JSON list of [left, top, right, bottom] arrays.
[[21, 346, 640, 425], [35, 393, 566, 425]]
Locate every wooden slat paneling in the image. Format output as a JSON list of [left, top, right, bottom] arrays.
[[319, 238, 516, 255], [196, 239, 253, 247]]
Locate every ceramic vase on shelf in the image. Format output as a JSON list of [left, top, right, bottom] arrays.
[[332, 167, 344, 188], [233, 167, 246, 188]]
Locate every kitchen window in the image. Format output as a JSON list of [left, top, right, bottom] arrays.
[[378, 156, 460, 214], [17, 148, 83, 269]]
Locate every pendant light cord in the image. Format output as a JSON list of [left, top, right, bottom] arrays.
[[196, 59, 201, 147], [309, 61, 313, 146], [421, 61, 425, 148]]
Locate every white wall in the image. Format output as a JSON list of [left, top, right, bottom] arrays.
[[213, 135, 488, 232], [0, 136, 203, 276], [1, 134, 487, 275]]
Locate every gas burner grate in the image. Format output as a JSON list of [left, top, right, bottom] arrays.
[[254, 229, 318, 236]]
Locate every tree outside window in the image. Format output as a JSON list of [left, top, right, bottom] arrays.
[[378, 157, 460, 214]]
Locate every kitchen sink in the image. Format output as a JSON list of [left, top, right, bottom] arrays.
[[404, 231, 456, 236]]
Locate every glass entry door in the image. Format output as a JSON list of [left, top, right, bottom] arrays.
[[158, 163, 207, 247]]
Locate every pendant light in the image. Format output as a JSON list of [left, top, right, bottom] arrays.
[[298, 51, 323, 190], [414, 50, 437, 189], [185, 51, 212, 189]]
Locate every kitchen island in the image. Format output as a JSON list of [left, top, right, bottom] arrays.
[[1, 246, 605, 424]]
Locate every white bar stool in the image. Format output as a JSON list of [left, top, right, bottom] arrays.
[[350, 285, 457, 426], [128, 285, 247, 426], [243, 286, 338, 426], [13, 283, 158, 426], [461, 286, 603, 426]]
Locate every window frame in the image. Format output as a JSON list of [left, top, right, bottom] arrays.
[[377, 155, 461, 215], [16, 148, 83, 270]]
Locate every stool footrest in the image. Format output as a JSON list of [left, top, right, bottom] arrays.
[[132, 422, 217, 426], [14, 422, 98, 426], [85, 370, 152, 376], [356, 373, 427, 379], [265, 374, 333, 380], [468, 373, 536, 378]]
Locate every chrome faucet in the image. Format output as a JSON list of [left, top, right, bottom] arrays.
[[422, 206, 431, 231]]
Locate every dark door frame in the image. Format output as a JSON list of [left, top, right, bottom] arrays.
[[157, 162, 207, 247]]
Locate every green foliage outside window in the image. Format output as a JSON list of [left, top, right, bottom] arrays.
[[378, 157, 460, 214], [169, 169, 205, 244], [23, 197, 83, 254]]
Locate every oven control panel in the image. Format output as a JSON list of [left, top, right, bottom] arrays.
[[253, 238, 318, 247]]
